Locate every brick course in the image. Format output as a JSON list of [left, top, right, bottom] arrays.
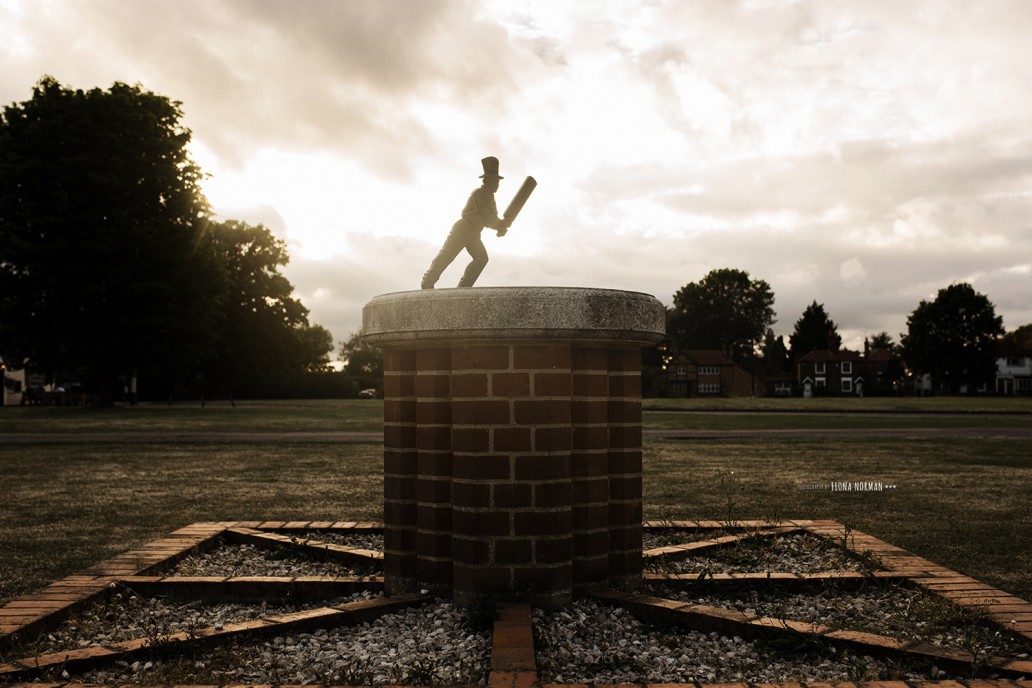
[[380, 339, 646, 608]]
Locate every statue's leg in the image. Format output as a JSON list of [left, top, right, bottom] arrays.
[[457, 235, 488, 287], [421, 224, 467, 289]]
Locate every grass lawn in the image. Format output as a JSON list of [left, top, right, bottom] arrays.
[[644, 436, 1032, 602], [1, 398, 1029, 607], [0, 399, 385, 434]]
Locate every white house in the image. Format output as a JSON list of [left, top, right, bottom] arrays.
[[996, 353, 1032, 395]]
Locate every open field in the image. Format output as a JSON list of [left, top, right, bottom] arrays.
[[644, 396, 1032, 413], [1, 396, 1029, 436], [0, 399, 385, 435], [1, 398, 1030, 607]]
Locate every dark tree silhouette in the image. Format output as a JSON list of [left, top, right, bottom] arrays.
[[0, 77, 219, 403], [901, 283, 1004, 393], [869, 331, 898, 352], [1, 78, 334, 402], [669, 268, 776, 363], [760, 328, 790, 375], [200, 219, 333, 397], [339, 331, 383, 393], [789, 301, 842, 362]]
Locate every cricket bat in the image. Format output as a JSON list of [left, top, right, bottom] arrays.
[[503, 176, 537, 223]]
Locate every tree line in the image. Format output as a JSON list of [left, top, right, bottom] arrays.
[[0, 77, 363, 404], [662, 267, 1025, 394], [3, 79, 1023, 402]]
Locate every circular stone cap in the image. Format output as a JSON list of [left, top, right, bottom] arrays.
[[362, 287, 666, 345]]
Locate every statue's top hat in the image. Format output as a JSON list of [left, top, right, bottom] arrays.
[[480, 156, 503, 179]]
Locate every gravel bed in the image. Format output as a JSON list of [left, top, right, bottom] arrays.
[[643, 529, 728, 549], [649, 582, 1029, 659], [76, 599, 491, 686], [535, 598, 948, 684], [14, 529, 1025, 686], [648, 532, 869, 574], [172, 542, 379, 577], [28, 586, 377, 656]]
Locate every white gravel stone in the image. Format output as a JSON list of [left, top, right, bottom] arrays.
[[650, 582, 1026, 658], [30, 588, 377, 655], [535, 598, 941, 684], [20, 529, 1026, 686], [172, 542, 379, 577], [648, 532, 868, 574], [78, 599, 491, 686]]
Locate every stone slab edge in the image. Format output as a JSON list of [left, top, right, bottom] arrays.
[[362, 287, 666, 345]]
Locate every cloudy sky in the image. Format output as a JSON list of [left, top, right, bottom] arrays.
[[4, 0, 1031, 351]]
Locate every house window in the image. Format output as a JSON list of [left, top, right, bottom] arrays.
[[842, 361, 852, 374], [815, 377, 826, 389], [675, 365, 686, 376], [842, 378, 852, 393], [815, 363, 826, 374], [1016, 378, 1032, 392], [698, 366, 720, 376], [698, 382, 720, 394]]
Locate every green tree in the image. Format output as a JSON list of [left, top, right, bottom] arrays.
[[299, 324, 335, 372], [759, 328, 790, 375], [1000, 325, 1032, 362], [869, 331, 897, 352], [339, 331, 383, 391], [201, 219, 332, 397], [901, 283, 1004, 394], [668, 268, 776, 363], [789, 301, 842, 362], [0, 77, 218, 403]]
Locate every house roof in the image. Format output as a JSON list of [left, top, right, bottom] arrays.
[[797, 349, 863, 363], [864, 348, 894, 362]]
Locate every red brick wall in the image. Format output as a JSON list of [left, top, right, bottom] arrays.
[[382, 341, 644, 609]]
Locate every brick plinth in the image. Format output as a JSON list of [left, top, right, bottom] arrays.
[[364, 287, 665, 609]]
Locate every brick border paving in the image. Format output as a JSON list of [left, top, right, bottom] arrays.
[[1, 519, 1030, 686]]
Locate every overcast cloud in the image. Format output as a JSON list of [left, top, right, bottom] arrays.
[[3, 0, 1031, 351]]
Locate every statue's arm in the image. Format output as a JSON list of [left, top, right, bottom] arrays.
[[473, 189, 511, 231]]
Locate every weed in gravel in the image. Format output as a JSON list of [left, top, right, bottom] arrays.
[[716, 468, 742, 528]]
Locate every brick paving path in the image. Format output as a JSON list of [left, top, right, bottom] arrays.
[[2, 519, 1030, 686]]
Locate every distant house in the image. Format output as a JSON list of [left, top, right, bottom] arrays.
[[859, 345, 902, 396], [658, 350, 757, 398], [996, 332, 1032, 396], [796, 349, 866, 397], [795, 342, 907, 397], [761, 372, 797, 397]]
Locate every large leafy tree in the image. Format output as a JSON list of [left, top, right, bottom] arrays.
[[901, 283, 1004, 393], [668, 268, 776, 362], [789, 301, 842, 361], [339, 330, 383, 390], [201, 219, 333, 396], [0, 77, 219, 402], [869, 331, 898, 352], [1, 78, 335, 402], [759, 328, 790, 375], [1000, 325, 1032, 361]]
